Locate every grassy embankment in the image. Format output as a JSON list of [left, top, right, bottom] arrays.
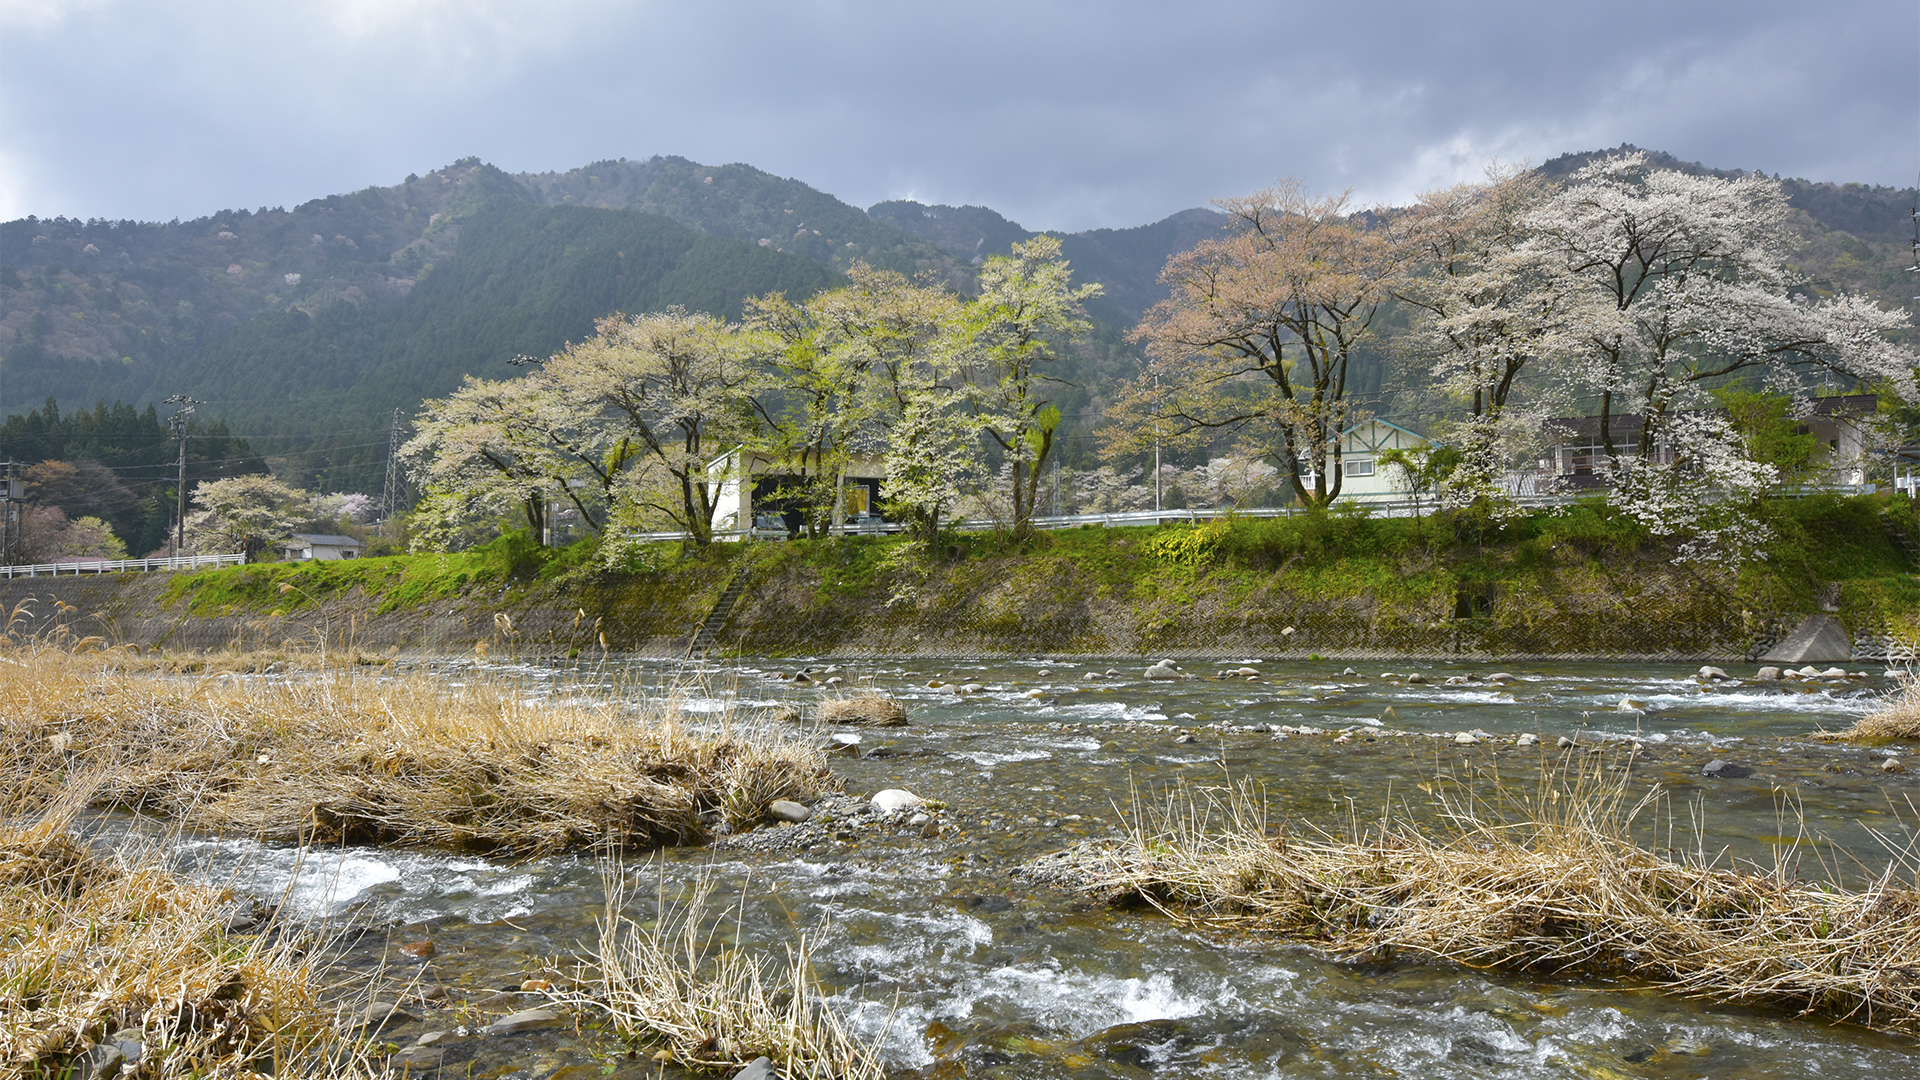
[[1024, 762, 1920, 1036], [147, 493, 1920, 658]]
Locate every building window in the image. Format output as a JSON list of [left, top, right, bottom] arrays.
[[1346, 457, 1374, 477]]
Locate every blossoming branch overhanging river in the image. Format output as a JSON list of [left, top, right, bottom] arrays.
[[158, 657, 1920, 1079]]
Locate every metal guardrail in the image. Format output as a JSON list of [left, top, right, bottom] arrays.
[[0, 552, 246, 578]]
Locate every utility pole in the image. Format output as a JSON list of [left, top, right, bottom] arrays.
[[381, 407, 406, 529], [165, 395, 199, 558], [0, 460, 18, 566]]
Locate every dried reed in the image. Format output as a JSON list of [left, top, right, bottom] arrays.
[[564, 865, 885, 1078], [0, 645, 834, 855], [0, 788, 383, 1078], [1024, 762, 1920, 1034], [814, 693, 908, 727]]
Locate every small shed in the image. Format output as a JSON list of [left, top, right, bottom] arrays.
[[280, 533, 363, 561]]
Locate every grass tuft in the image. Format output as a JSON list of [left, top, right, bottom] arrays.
[[565, 865, 885, 1078], [1024, 763, 1920, 1034], [814, 693, 908, 727], [0, 789, 382, 1078], [1814, 677, 1920, 744]]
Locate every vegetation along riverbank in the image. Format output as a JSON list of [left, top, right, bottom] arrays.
[[13, 492, 1919, 661]]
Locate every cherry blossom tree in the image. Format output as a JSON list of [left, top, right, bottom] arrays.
[[1122, 182, 1412, 509]]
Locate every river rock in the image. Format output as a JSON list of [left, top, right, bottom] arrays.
[[1557, 736, 1577, 748], [734, 1058, 776, 1080], [1341, 667, 1360, 676], [1404, 673, 1427, 684], [82, 1043, 124, 1080], [1884, 757, 1906, 774], [1173, 733, 1195, 744], [870, 789, 924, 813], [486, 1008, 561, 1035], [400, 940, 435, 960], [1454, 732, 1479, 744], [769, 800, 811, 823], [1144, 660, 1182, 680], [1701, 759, 1752, 779], [1484, 672, 1518, 684], [1754, 666, 1782, 681], [961, 683, 986, 694], [1821, 667, 1850, 679], [350, 1002, 415, 1033], [1515, 733, 1539, 746], [1698, 666, 1731, 681], [415, 1031, 452, 1047]]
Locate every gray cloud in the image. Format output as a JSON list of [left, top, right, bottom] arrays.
[[1, 0, 1910, 230]]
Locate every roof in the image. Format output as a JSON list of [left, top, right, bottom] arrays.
[[287, 533, 362, 547]]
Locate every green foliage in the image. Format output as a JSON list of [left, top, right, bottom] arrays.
[[1717, 387, 1824, 483]]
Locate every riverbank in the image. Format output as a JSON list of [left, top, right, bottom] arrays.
[[8, 494, 1917, 661]]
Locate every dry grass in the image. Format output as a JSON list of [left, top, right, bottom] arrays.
[[0, 789, 383, 1078], [565, 866, 886, 1078], [1814, 678, 1920, 743], [1024, 763, 1920, 1035], [0, 645, 836, 855], [814, 693, 908, 727]]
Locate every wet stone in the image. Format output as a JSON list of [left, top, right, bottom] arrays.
[[1702, 759, 1753, 779], [486, 1007, 561, 1035]]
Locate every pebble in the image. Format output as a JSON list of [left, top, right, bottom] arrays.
[[768, 799, 811, 823], [486, 1008, 561, 1035]]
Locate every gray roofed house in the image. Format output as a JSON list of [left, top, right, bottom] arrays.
[[279, 533, 364, 561]]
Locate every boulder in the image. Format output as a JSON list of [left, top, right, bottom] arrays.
[[1759, 614, 1853, 665], [82, 1043, 124, 1080], [1144, 660, 1182, 681], [1753, 666, 1783, 681], [1515, 733, 1540, 746], [486, 1008, 561, 1035], [1404, 673, 1428, 685], [1884, 758, 1906, 774], [1698, 666, 1731, 681], [768, 800, 811, 823], [1701, 759, 1752, 779], [1454, 732, 1479, 744], [735, 1058, 776, 1080], [1484, 672, 1518, 684]]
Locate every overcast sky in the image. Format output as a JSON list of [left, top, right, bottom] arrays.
[[1, 0, 1912, 231]]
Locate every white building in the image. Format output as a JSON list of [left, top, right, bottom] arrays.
[[707, 449, 889, 538], [279, 533, 364, 561], [1300, 419, 1434, 502]]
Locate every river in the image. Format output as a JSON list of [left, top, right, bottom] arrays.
[[154, 656, 1920, 1078]]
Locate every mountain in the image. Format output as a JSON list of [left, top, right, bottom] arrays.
[[1, 149, 1913, 494]]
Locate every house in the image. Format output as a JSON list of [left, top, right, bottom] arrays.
[[279, 533, 363, 561], [1536, 394, 1877, 490], [707, 449, 888, 538], [1301, 419, 1434, 501]]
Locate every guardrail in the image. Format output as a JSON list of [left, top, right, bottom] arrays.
[[0, 552, 246, 579]]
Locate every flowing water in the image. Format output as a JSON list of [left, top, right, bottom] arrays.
[[149, 657, 1920, 1078]]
